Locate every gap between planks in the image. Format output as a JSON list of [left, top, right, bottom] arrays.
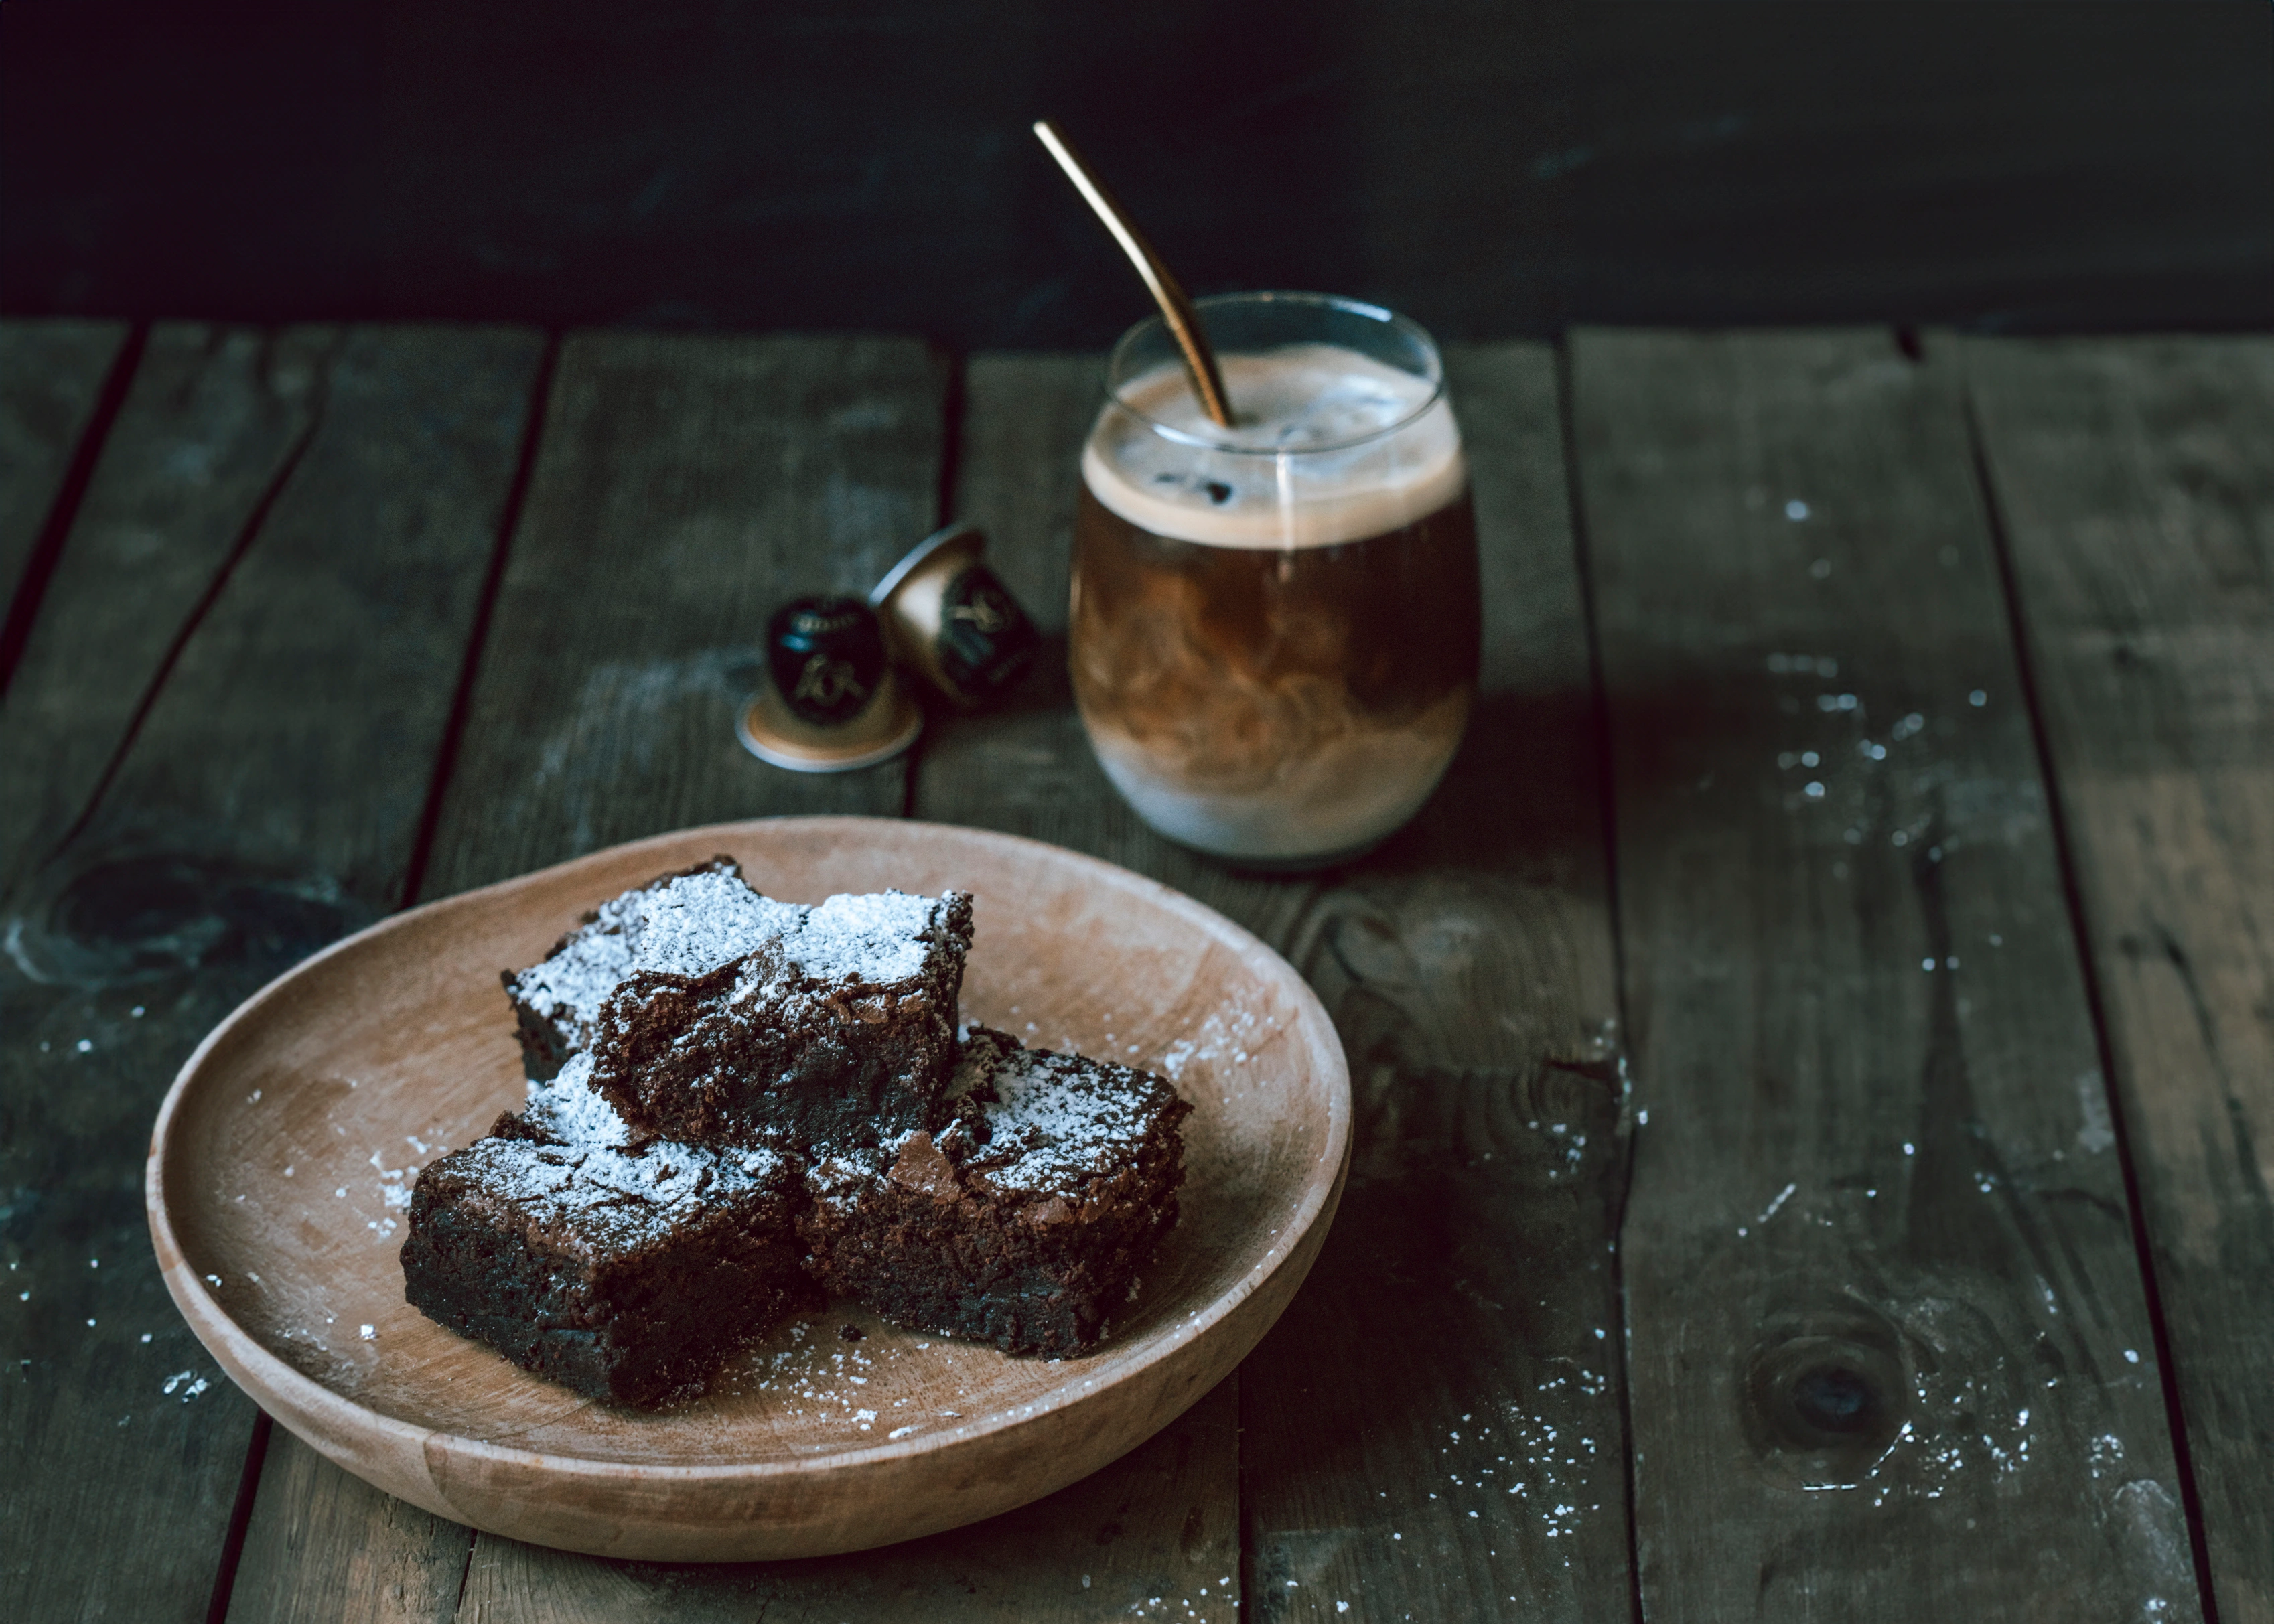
[[920, 346, 1634, 1623], [1963, 334, 2274, 1624], [0, 319, 142, 697]]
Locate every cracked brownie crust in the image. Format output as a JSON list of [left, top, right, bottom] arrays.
[[500, 856, 747, 1082], [501, 860, 975, 1155], [798, 1027, 1190, 1356], [587, 887, 974, 1153]]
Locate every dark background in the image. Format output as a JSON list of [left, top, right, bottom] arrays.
[[4, 1, 2269, 348]]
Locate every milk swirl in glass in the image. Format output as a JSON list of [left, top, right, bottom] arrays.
[[1071, 293, 1478, 863]]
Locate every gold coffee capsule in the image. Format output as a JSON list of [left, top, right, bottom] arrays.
[[870, 522, 1041, 708], [737, 594, 922, 773]]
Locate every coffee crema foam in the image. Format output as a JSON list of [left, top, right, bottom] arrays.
[[1082, 344, 1467, 551]]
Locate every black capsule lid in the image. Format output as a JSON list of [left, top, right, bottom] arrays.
[[766, 595, 889, 727]]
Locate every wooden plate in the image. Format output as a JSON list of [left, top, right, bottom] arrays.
[[146, 818, 1350, 1561]]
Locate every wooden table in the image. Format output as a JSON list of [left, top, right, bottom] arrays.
[[2, 321, 2266, 1623]]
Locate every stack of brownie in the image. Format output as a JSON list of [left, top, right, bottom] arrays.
[[400, 859, 1191, 1408]]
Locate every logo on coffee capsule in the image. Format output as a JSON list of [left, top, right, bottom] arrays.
[[767, 593, 887, 726], [948, 581, 1011, 635], [935, 565, 1039, 699], [792, 653, 867, 711]]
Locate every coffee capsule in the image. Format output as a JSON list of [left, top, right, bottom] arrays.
[[870, 522, 1041, 708], [737, 594, 922, 773]]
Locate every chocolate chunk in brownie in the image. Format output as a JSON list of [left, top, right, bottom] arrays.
[[401, 1124, 814, 1408], [499, 856, 747, 1081], [586, 886, 975, 1155], [799, 1027, 1190, 1357]]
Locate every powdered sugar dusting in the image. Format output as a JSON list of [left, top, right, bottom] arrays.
[[525, 1053, 634, 1147], [506, 865, 786, 1045], [956, 1029, 1180, 1195], [523, 1045, 801, 1192], [509, 863, 969, 1053], [628, 877, 801, 980], [783, 891, 961, 986], [449, 1136, 780, 1253]]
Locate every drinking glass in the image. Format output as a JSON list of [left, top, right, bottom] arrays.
[[1070, 291, 1479, 865]]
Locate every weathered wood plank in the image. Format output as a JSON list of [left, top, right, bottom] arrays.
[[0, 317, 129, 627], [455, 1378, 1239, 1623], [226, 1433, 472, 1624], [418, 331, 948, 899], [811, 350, 1247, 1624], [1235, 346, 1630, 1623], [0, 325, 545, 1623], [1965, 334, 2274, 1624], [0, 325, 337, 885], [948, 352, 1094, 638], [1573, 329, 2197, 1619], [916, 350, 1266, 1623], [228, 331, 950, 1621], [915, 346, 1633, 1621]]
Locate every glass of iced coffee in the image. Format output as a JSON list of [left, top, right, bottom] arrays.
[[1071, 291, 1478, 865]]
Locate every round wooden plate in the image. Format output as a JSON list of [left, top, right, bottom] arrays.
[[146, 818, 1350, 1561]]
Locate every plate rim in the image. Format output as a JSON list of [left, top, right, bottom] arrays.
[[146, 814, 1352, 1491]]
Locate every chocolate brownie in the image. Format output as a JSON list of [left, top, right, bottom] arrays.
[[502, 861, 973, 1155], [400, 1123, 814, 1407], [799, 1027, 1190, 1357], [500, 856, 746, 1081], [584, 885, 975, 1154]]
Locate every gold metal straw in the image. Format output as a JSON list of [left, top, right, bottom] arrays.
[[1032, 119, 1235, 429]]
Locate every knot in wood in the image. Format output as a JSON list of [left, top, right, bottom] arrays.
[[8, 845, 360, 987], [1744, 1323, 1908, 1473]]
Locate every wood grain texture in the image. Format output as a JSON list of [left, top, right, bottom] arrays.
[[950, 353, 1096, 640], [1573, 329, 2196, 1620], [919, 346, 1634, 1621], [454, 1378, 1238, 1624], [1235, 344, 1630, 1623], [1965, 335, 2274, 1624], [0, 325, 543, 1623], [228, 1431, 472, 1624], [0, 317, 127, 618], [0, 325, 334, 885], [418, 331, 948, 901]]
